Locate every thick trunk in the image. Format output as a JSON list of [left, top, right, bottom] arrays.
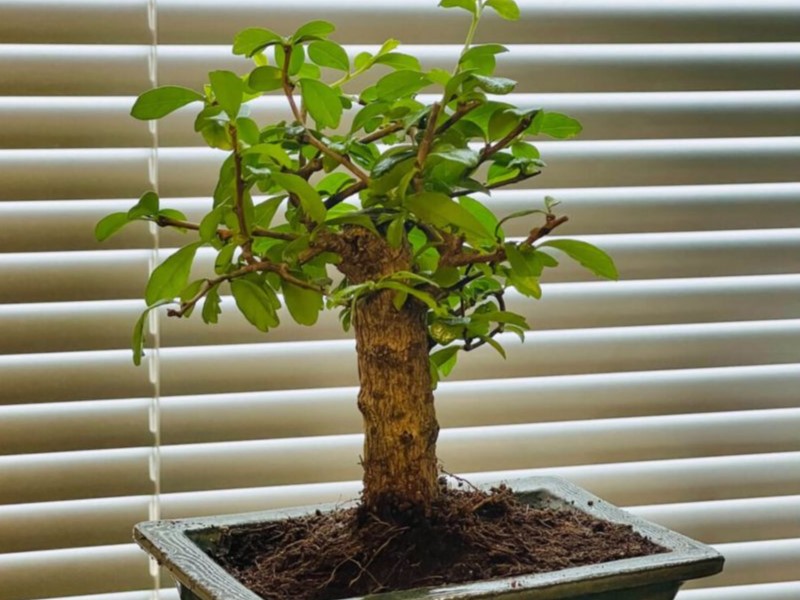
[[329, 226, 442, 517], [354, 291, 441, 516]]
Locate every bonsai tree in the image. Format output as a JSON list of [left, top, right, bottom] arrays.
[[97, 0, 616, 520]]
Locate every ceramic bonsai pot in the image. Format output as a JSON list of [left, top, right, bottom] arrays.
[[134, 476, 723, 600]]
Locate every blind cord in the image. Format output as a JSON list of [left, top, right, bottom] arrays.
[[146, 0, 162, 597]]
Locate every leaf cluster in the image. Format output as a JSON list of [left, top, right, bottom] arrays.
[[99, 0, 617, 377]]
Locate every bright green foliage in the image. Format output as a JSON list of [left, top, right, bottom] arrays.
[[101, 0, 617, 375]]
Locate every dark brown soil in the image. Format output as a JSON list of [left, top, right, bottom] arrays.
[[207, 485, 666, 600]]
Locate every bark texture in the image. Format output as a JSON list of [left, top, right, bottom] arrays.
[[334, 227, 441, 516]]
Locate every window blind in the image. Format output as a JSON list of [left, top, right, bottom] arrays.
[[1, 1, 799, 600]]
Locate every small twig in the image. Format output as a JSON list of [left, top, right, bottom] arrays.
[[229, 125, 255, 264], [415, 102, 441, 173], [166, 260, 325, 318], [435, 100, 481, 135], [449, 170, 542, 198], [440, 214, 568, 268], [324, 180, 367, 209], [281, 45, 303, 124], [358, 121, 405, 145], [479, 110, 539, 162], [304, 133, 370, 184]]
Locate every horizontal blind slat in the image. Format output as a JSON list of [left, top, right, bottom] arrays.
[[2, 320, 796, 403], [161, 452, 800, 518], [0, 496, 150, 553], [157, 320, 800, 397], [2, 274, 798, 354], [156, 43, 800, 95], [0, 0, 150, 44], [686, 539, 800, 589], [0, 544, 161, 600], [0, 45, 150, 96], [158, 138, 800, 196], [5, 229, 799, 303], [0, 149, 150, 201], [3, 361, 798, 453], [0, 448, 151, 504], [156, 0, 800, 44], [158, 363, 800, 446], [679, 581, 800, 600], [631, 496, 800, 544], [5, 91, 799, 149], [157, 408, 800, 493]]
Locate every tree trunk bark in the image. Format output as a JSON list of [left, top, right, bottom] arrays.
[[354, 290, 441, 517]]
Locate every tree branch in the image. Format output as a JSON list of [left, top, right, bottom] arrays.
[[281, 45, 304, 124], [435, 100, 481, 136], [440, 214, 569, 268], [358, 121, 405, 145], [154, 215, 297, 242], [166, 259, 326, 318], [229, 125, 255, 264], [303, 133, 370, 184], [324, 180, 367, 209], [479, 110, 539, 162], [449, 170, 542, 198]]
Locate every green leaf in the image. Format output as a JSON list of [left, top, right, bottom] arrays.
[[531, 111, 583, 139], [377, 281, 438, 310], [231, 279, 280, 332], [281, 280, 323, 326], [459, 196, 499, 240], [270, 172, 327, 223], [248, 66, 283, 92], [471, 74, 516, 95], [438, 0, 478, 16], [488, 108, 518, 141], [386, 216, 406, 248], [505, 243, 534, 277], [511, 141, 540, 160], [201, 285, 222, 324], [199, 205, 225, 242], [292, 20, 336, 43], [431, 346, 459, 377], [131, 300, 173, 366], [145, 242, 203, 305], [316, 172, 355, 195], [233, 27, 282, 57], [372, 148, 416, 178], [430, 148, 479, 168], [95, 212, 131, 242], [495, 208, 545, 236], [351, 102, 389, 133], [300, 78, 342, 129], [482, 335, 507, 358], [460, 44, 508, 65], [214, 243, 236, 274], [373, 52, 421, 71], [375, 70, 431, 102], [244, 143, 293, 168], [209, 70, 244, 120], [405, 192, 492, 241], [485, 0, 520, 20], [508, 271, 542, 299], [539, 239, 619, 280], [131, 86, 204, 120], [253, 196, 284, 228], [308, 39, 349, 71], [158, 208, 188, 226], [127, 191, 160, 219]]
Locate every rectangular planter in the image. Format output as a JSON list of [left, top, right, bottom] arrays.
[[134, 476, 723, 600]]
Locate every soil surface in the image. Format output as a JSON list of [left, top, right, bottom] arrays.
[[207, 485, 666, 600]]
